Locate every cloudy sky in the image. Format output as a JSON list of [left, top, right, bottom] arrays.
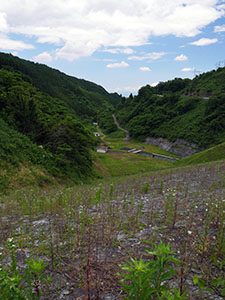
[[0, 0, 225, 95]]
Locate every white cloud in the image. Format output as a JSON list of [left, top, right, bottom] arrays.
[[214, 24, 225, 32], [102, 47, 134, 54], [0, 34, 34, 51], [0, 12, 7, 31], [0, 1, 224, 60], [106, 61, 129, 68], [128, 52, 166, 61], [181, 67, 194, 72], [33, 51, 53, 63], [115, 85, 142, 95], [150, 82, 159, 87], [191, 37, 218, 46], [139, 66, 151, 72], [175, 54, 188, 61]]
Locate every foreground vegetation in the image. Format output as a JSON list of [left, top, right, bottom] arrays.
[[0, 161, 224, 299]]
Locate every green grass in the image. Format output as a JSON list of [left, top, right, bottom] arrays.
[[107, 130, 126, 139], [177, 142, 225, 166], [105, 137, 178, 157], [95, 152, 173, 177], [93, 136, 176, 178]]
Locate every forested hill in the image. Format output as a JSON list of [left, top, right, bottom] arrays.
[[0, 52, 120, 119], [115, 67, 225, 148], [0, 52, 120, 186]]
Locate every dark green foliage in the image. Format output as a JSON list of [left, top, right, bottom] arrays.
[[0, 52, 124, 180], [0, 117, 54, 168], [0, 68, 94, 179], [116, 68, 225, 147], [0, 52, 120, 120], [155, 78, 191, 94], [97, 109, 117, 133], [184, 67, 225, 96]]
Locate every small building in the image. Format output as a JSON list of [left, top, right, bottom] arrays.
[[97, 146, 108, 154]]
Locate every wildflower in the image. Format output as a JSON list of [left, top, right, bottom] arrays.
[[188, 230, 192, 235]]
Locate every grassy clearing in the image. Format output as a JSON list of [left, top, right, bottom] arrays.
[[177, 142, 225, 166], [0, 161, 224, 299], [94, 152, 173, 177], [105, 137, 178, 157]]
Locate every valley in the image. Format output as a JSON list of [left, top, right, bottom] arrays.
[[0, 52, 224, 300]]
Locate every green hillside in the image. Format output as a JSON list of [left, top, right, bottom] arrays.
[[0, 52, 119, 120], [177, 142, 225, 166], [0, 68, 95, 184], [184, 67, 225, 96], [115, 68, 225, 147], [0, 52, 124, 186], [0, 117, 57, 190]]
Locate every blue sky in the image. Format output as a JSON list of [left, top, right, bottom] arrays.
[[0, 0, 225, 95]]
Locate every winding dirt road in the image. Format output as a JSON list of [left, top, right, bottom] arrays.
[[112, 114, 130, 140]]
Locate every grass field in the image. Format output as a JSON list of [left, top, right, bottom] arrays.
[[93, 135, 177, 178], [94, 151, 173, 177], [105, 137, 179, 157]]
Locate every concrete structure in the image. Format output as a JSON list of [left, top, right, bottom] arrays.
[[97, 146, 108, 153]]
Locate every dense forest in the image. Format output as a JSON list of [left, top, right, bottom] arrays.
[[115, 68, 225, 147], [0, 52, 120, 121], [0, 68, 95, 179], [0, 52, 121, 182]]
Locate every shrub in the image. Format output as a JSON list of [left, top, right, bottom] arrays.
[[120, 242, 185, 299]]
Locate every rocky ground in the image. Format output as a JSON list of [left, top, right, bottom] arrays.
[[0, 162, 225, 299]]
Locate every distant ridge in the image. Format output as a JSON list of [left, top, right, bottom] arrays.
[[114, 66, 225, 148]]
